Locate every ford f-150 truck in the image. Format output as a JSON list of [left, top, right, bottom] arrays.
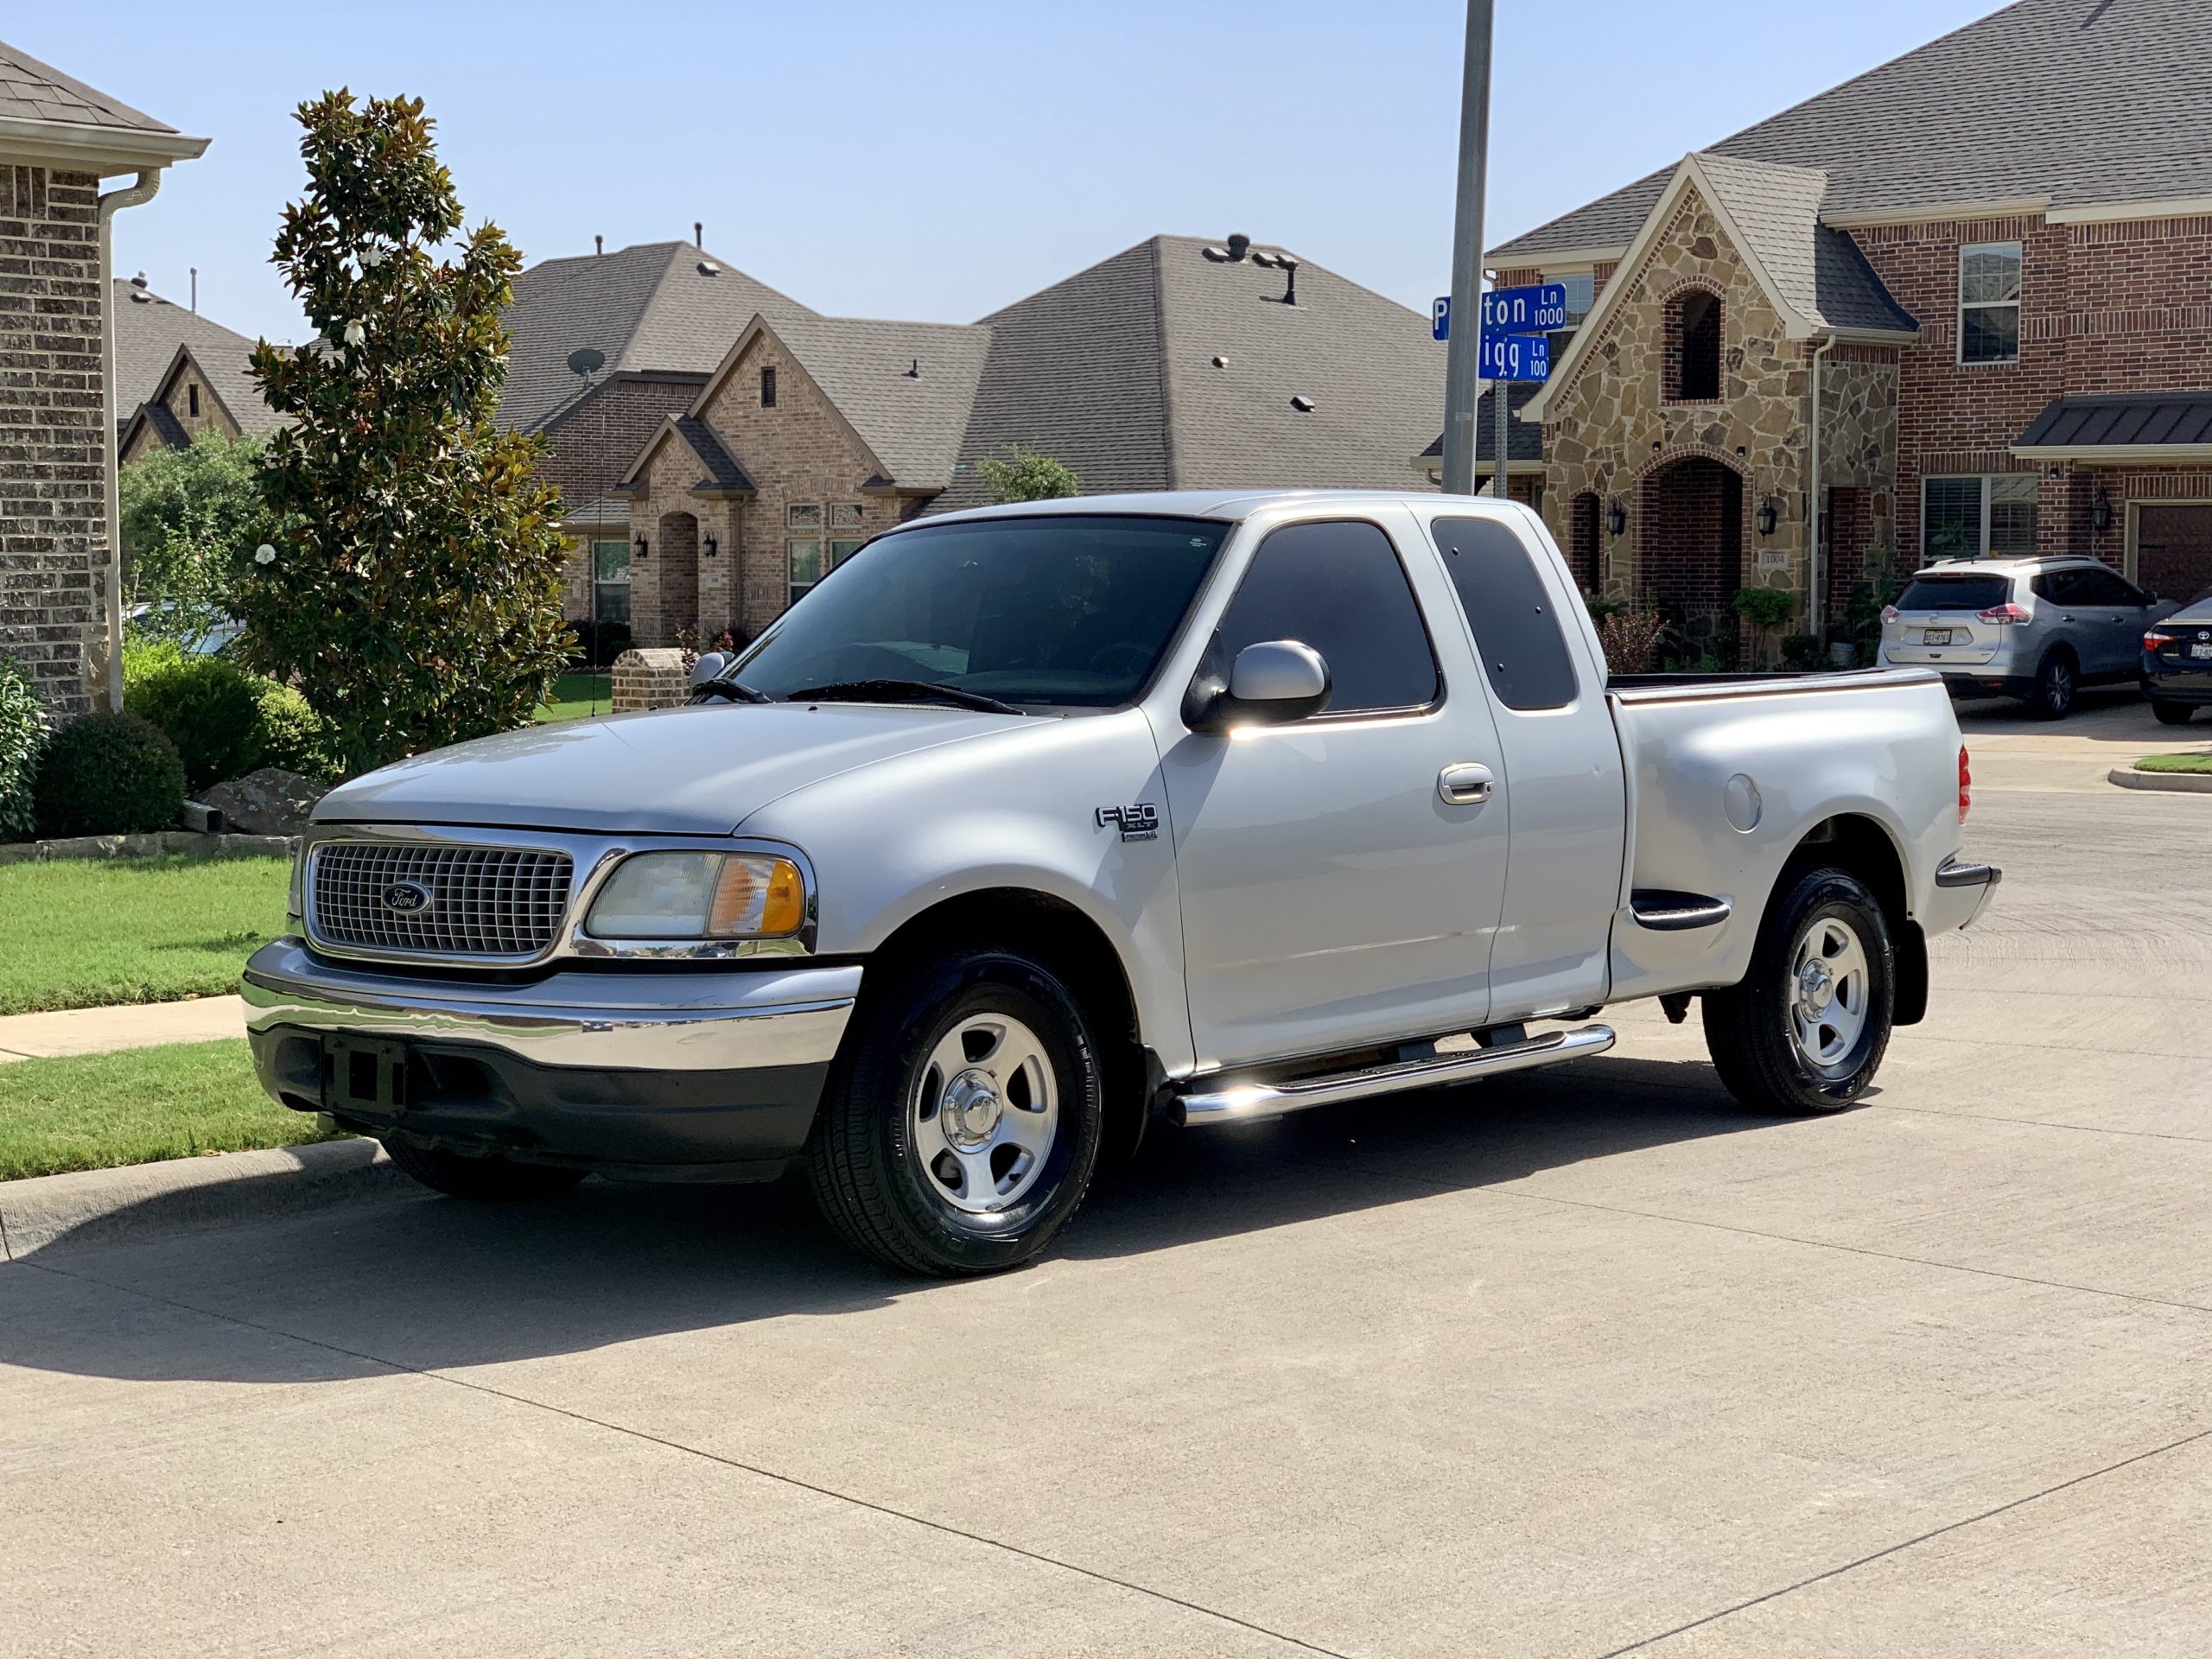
[[244, 490, 2000, 1274]]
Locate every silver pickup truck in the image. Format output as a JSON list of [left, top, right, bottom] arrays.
[[244, 490, 1999, 1275]]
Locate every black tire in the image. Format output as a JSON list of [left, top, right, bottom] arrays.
[[380, 1137, 588, 1201], [2026, 649, 2076, 720], [807, 945, 1104, 1276], [1701, 865, 1895, 1116], [2152, 700, 2196, 727]]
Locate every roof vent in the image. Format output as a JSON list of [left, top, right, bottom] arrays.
[[1211, 354, 1229, 368], [130, 271, 149, 288], [905, 358, 920, 378], [594, 235, 603, 256], [698, 259, 721, 276], [1226, 232, 1251, 262], [694, 221, 703, 247], [1290, 395, 1315, 413]]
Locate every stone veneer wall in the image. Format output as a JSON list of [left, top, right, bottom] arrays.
[[0, 164, 108, 718]]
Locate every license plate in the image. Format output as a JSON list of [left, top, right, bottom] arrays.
[[322, 1035, 408, 1115], [1921, 627, 1960, 646], [2191, 643, 2212, 661]]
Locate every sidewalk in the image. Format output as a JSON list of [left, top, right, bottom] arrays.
[[0, 995, 244, 1065]]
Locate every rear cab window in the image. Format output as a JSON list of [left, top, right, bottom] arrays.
[[1899, 573, 2014, 613], [1426, 516, 1582, 710]]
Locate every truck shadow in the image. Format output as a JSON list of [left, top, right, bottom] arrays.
[[0, 1053, 1783, 1387]]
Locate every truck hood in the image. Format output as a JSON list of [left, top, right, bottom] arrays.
[[315, 703, 1031, 835]]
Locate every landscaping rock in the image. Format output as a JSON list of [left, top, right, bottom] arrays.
[[200, 768, 329, 837], [0, 830, 296, 865]]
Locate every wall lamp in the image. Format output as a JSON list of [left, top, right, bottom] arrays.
[[1606, 500, 1628, 538], [633, 534, 649, 560], [2091, 487, 2112, 536], [1756, 498, 1780, 537], [703, 532, 719, 557]]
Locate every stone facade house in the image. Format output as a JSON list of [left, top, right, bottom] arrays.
[[0, 41, 203, 718], [510, 232, 1445, 648], [112, 275, 276, 461], [1481, 0, 2212, 642]]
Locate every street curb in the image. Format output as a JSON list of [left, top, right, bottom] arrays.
[[2108, 766, 2212, 795], [0, 1138, 411, 1262]]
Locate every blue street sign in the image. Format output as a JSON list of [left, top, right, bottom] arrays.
[[1482, 283, 1570, 334], [1432, 296, 1451, 341], [1478, 333, 1550, 383]]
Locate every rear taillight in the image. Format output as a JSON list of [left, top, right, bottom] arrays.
[[2144, 630, 2176, 652], [1880, 604, 1900, 624], [1978, 601, 2031, 626], [1959, 747, 1972, 823]]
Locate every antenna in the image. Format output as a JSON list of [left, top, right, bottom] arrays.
[[566, 346, 606, 385]]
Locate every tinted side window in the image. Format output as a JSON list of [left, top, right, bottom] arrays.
[[1217, 520, 1440, 715], [2075, 569, 2139, 606], [1428, 516, 1581, 709]]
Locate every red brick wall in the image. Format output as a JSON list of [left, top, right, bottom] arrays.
[[535, 374, 702, 508], [1640, 456, 1744, 620]]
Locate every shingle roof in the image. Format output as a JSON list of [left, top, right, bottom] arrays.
[[127, 401, 189, 452], [1491, 0, 2212, 263], [0, 38, 177, 132], [1414, 384, 1544, 465], [671, 416, 755, 492], [2014, 391, 2212, 452], [1692, 154, 1916, 335], [500, 241, 815, 433], [111, 278, 281, 437], [938, 234, 1442, 511], [770, 315, 994, 491]]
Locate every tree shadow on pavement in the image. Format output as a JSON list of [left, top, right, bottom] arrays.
[[0, 1052, 1783, 1387]]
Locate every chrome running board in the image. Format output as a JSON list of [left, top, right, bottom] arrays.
[[1174, 1024, 1616, 1124]]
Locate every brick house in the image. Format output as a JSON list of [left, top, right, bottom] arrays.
[[1479, 0, 2212, 641], [111, 274, 278, 461], [0, 41, 203, 718], [512, 232, 1444, 647]]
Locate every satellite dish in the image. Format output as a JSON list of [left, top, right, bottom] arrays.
[[566, 346, 607, 379]]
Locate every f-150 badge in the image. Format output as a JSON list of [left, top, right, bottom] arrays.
[[1096, 804, 1160, 842]]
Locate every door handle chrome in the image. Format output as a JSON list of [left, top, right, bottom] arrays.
[[1439, 763, 1494, 804]]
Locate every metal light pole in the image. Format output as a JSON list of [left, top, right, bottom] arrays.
[[1440, 0, 1496, 497]]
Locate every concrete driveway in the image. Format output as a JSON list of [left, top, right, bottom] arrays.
[[4, 782, 2208, 1656]]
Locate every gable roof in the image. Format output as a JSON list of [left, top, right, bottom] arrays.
[[500, 240, 816, 433], [937, 234, 1443, 512], [1523, 153, 1916, 422], [1491, 0, 2212, 264], [0, 38, 206, 168], [767, 315, 994, 490], [111, 277, 280, 439], [616, 413, 757, 499]]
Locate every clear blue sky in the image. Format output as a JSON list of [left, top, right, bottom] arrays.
[[35, 0, 1999, 346]]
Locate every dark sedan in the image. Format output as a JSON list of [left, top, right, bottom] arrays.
[[2143, 592, 2212, 724]]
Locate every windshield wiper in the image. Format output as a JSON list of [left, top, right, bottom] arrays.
[[785, 678, 1025, 715], [690, 677, 774, 704]]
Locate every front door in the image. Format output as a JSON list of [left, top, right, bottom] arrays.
[[1158, 516, 1510, 1071]]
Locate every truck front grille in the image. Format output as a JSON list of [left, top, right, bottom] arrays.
[[309, 842, 573, 960]]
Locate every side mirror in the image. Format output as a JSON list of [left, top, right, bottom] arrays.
[[1187, 639, 1332, 732], [690, 651, 730, 689]]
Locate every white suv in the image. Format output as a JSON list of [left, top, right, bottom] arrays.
[[1878, 556, 2176, 718]]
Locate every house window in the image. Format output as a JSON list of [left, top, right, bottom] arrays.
[[1923, 474, 2037, 560], [187, 383, 200, 417], [788, 504, 822, 531], [1959, 243, 2022, 365], [1666, 289, 1722, 403], [1551, 271, 1595, 327], [788, 539, 823, 607], [830, 503, 865, 529], [591, 538, 632, 625], [760, 367, 777, 407], [830, 538, 865, 569]]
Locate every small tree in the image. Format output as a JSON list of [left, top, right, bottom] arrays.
[[238, 91, 568, 775], [119, 432, 271, 648], [1732, 586, 1797, 671], [976, 445, 1080, 504]]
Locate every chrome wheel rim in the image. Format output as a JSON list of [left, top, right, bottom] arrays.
[[2047, 661, 2072, 707], [1789, 917, 1870, 1072], [909, 1013, 1059, 1215]]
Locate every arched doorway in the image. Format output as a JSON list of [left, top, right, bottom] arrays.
[[653, 511, 699, 646], [1639, 456, 1745, 656]]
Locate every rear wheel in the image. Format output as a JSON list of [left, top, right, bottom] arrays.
[[2027, 650, 2076, 720], [2152, 700, 2196, 726], [380, 1139, 588, 1201], [807, 945, 1104, 1276], [1702, 865, 1895, 1116]]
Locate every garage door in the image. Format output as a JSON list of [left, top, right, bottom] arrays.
[[2136, 505, 2212, 603]]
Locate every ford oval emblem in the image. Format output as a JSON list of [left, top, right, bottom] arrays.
[[381, 880, 434, 915]]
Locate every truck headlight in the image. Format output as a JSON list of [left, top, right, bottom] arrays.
[[584, 852, 805, 940]]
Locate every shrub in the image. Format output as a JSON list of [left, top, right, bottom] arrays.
[[1781, 632, 1823, 671], [255, 679, 336, 779], [976, 445, 1080, 504], [123, 645, 265, 791], [33, 713, 186, 838], [1732, 587, 1796, 631], [0, 655, 48, 842], [118, 431, 270, 648], [1596, 609, 1667, 675]]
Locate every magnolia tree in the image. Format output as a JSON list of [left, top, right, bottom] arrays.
[[976, 444, 1080, 504], [238, 91, 567, 775]]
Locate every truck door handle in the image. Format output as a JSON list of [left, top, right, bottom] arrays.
[[1439, 763, 1494, 804]]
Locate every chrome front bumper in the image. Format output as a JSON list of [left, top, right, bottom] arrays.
[[240, 941, 861, 1175]]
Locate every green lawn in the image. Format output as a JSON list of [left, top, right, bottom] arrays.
[[0, 855, 289, 1015], [536, 671, 613, 722], [2137, 752, 2212, 774], [0, 1039, 341, 1182]]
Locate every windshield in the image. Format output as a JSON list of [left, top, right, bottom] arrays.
[[725, 514, 1230, 708], [1897, 573, 2012, 613]]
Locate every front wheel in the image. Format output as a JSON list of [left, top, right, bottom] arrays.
[[807, 945, 1104, 1276], [2152, 700, 2196, 727], [1702, 865, 1895, 1115]]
